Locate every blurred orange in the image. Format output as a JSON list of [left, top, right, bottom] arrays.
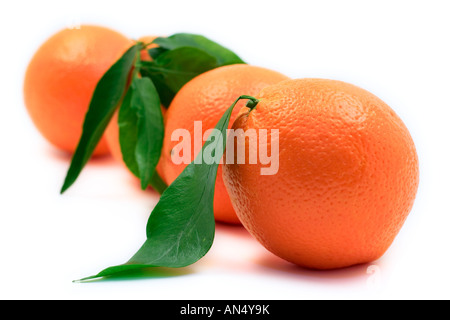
[[160, 64, 289, 224], [23, 25, 133, 156]]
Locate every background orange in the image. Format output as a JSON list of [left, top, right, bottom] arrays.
[[160, 64, 290, 224], [23, 25, 133, 156]]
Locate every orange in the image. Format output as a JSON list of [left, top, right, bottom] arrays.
[[23, 25, 133, 156], [160, 64, 290, 224], [223, 78, 419, 269]]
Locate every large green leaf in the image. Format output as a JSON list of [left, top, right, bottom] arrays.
[[141, 47, 218, 106], [75, 95, 259, 282], [150, 33, 245, 66], [143, 33, 246, 106]]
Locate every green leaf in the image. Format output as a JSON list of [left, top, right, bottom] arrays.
[[142, 33, 246, 106], [117, 83, 139, 177], [151, 33, 245, 65], [118, 75, 165, 192], [148, 46, 166, 60], [141, 47, 218, 106], [61, 34, 246, 193], [75, 95, 259, 282], [60, 44, 140, 194]]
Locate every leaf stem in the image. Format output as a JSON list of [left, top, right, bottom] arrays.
[[241, 95, 259, 110], [141, 42, 155, 49], [148, 171, 168, 195]]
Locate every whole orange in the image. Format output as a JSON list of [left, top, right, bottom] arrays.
[[23, 25, 133, 156], [223, 78, 419, 269], [160, 64, 290, 224]]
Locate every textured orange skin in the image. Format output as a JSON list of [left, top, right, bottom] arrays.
[[160, 65, 290, 224], [24, 25, 133, 156], [223, 78, 419, 269]]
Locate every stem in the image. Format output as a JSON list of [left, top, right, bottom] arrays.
[[239, 95, 259, 110], [142, 42, 155, 49], [149, 171, 168, 195], [134, 41, 149, 50], [132, 50, 142, 76]]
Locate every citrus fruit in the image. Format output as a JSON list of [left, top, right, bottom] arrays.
[[23, 25, 133, 156], [160, 64, 290, 224], [223, 78, 419, 269]]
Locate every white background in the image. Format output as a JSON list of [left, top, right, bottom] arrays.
[[1, 0, 449, 300]]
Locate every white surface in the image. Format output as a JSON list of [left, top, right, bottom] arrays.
[[1, 0, 449, 300]]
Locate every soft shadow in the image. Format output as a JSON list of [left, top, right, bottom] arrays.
[[121, 172, 164, 196], [215, 223, 380, 284], [44, 145, 73, 162], [215, 221, 251, 238], [78, 266, 194, 283], [44, 144, 114, 167], [255, 253, 381, 284], [44, 143, 162, 196]]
